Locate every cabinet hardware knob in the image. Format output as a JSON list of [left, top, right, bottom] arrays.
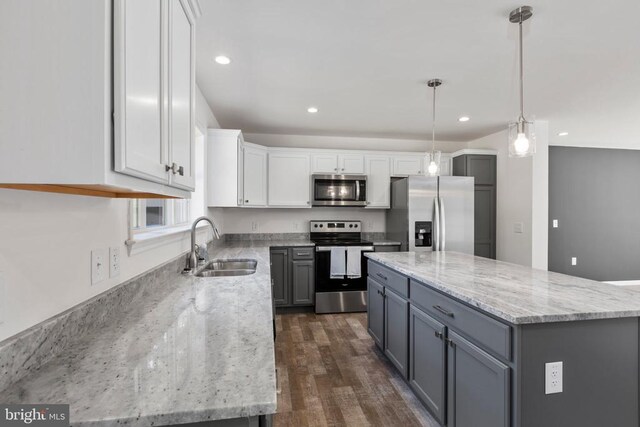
[[434, 331, 444, 339], [245, 200, 249, 203], [307, 201, 310, 205], [341, 168, 345, 171], [334, 168, 338, 171], [166, 163, 184, 176], [445, 338, 455, 347]]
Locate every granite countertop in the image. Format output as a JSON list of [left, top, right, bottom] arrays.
[[0, 241, 294, 426], [371, 240, 402, 246], [366, 251, 640, 324]]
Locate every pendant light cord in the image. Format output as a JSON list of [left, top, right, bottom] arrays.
[[431, 84, 436, 155], [519, 18, 525, 122]]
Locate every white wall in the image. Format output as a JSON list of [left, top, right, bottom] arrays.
[[244, 133, 467, 153], [0, 86, 219, 342], [221, 207, 385, 234], [466, 121, 548, 268]]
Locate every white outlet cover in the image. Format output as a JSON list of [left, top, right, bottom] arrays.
[[91, 248, 107, 285], [571, 257, 577, 266], [109, 247, 120, 278], [545, 361, 563, 394], [552, 219, 559, 228], [514, 222, 524, 234]]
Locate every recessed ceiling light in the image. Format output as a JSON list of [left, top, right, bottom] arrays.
[[215, 56, 231, 65], [558, 132, 569, 136], [458, 116, 470, 122], [307, 107, 319, 113]]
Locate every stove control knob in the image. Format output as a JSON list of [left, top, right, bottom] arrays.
[[349, 224, 353, 228], [319, 224, 323, 228], [314, 224, 318, 228], [354, 224, 358, 228]]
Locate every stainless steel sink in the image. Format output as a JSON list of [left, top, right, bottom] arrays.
[[194, 259, 257, 277]]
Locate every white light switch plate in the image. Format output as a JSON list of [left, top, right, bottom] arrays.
[[514, 222, 524, 234], [91, 249, 107, 285], [109, 247, 120, 278], [545, 361, 563, 394]]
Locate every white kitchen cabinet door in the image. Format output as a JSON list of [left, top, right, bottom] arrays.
[[439, 154, 452, 176], [168, 0, 196, 190], [268, 153, 311, 207], [392, 155, 424, 176], [365, 156, 391, 208], [340, 154, 365, 174], [312, 154, 339, 173], [243, 146, 267, 206], [114, 0, 168, 184]]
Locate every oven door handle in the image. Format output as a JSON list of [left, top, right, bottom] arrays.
[[315, 246, 375, 252]]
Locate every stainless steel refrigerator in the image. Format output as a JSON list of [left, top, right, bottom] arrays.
[[386, 176, 474, 253]]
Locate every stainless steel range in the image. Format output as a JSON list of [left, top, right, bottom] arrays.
[[310, 220, 374, 313]]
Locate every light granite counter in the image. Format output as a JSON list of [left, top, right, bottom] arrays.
[[366, 251, 640, 324], [0, 241, 308, 426]]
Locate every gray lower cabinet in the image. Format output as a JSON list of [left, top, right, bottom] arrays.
[[383, 288, 409, 378], [367, 278, 385, 349], [270, 247, 315, 307], [270, 248, 288, 306], [291, 260, 314, 305], [409, 305, 446, 425], [447, 331, 509, 427]]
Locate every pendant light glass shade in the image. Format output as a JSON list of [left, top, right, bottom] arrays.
[[426, 151, 441, 176], [508, 118, 536, 157]]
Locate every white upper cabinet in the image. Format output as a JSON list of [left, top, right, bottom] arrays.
[[340, 154, 365, 174], [392, 155, 424, 176], [113, 0, 167, 184], [439, 153, 452, 176], [312, 154, 365, 174], [365, 156, 391, 208], [0, 0, 200, 198], [168, 0, 196, 190], [312, 154, 339, 173], [114, 0, 197, 191], [207, 129, 244, 207], [243, 145, 268, 207], [268, 152, 311, 207]]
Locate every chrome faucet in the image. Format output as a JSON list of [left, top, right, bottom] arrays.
[[188, 216, 221, 270]]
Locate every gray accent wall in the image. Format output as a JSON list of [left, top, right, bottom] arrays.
[[549, 146, 640, 281]]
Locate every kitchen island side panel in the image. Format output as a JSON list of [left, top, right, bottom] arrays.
[[518, 318, 638, 427]]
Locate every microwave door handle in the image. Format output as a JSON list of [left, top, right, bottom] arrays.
[[355, 180, 360, 201]]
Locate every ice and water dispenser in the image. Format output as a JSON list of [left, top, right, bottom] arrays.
[[415, 221, 432, 247]]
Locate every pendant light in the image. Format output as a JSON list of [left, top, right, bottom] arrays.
[[426, 79, 442, 176], [508, 6, 536, 157]]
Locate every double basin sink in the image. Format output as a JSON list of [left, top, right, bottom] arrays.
[[194, 259, 257, 277]]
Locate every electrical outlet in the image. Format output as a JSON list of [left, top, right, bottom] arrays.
[[571, 257, 577, 266], [109, 247, 120, 278], [251, 221, 258, 231], [91, 249, 107, 285], [545, 361, 563, 394], [514, 222, 524, 233], [552, 219, 559, 228]]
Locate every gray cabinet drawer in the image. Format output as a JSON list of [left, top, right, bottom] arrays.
[[291, 247, 314, 260], [368, 261, 409, 298], [410, 280, 511, 361]]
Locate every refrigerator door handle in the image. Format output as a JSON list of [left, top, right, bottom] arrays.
[[440, 196, 446, 251], [433, 197, 441, 251]]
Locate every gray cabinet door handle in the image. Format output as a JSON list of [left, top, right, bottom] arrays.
[[445, 338, 455, 347], [376, 272, 387, 281], [433, 305, 454, 317]]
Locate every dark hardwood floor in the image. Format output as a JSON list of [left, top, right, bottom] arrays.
[[274, 312, 439, 427]]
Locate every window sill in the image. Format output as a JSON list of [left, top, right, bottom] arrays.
[[125, 223, 211, 256]]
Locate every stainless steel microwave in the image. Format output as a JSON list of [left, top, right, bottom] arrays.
[[311, 174, 367, 207]]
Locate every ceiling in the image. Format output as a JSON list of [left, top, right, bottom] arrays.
[[196, 0, 640, 146]]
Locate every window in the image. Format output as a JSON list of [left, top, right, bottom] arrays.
[[130, 127, 206, 233]]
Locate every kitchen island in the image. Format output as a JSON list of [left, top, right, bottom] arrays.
[[365, 251, 640, 427], [0, 241, 311, 427]]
